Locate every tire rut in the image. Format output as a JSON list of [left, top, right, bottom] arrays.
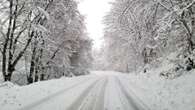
[[18, 77, 98, 110], [115, 77, 150, 110], [75, 77, 108, 110], [92, 77, 108, 110], [66, 78, 103, 110]]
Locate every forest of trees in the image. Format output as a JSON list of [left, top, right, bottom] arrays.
[[103, 0, 195, 74], [0, 0, 92, 84], [1, 0, 195, 84]]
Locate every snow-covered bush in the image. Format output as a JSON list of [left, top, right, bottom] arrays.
[[157, 52, 195, 79], [71, 67, 90, 76]]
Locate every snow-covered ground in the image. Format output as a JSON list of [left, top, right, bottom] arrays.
[[0, 72, 149, 110], [124, 69, 195, 110], [0, 75, 99, 110], [0, 71, 194, 110]]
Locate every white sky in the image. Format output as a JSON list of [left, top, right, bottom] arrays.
[[78, 0, 112, 50]]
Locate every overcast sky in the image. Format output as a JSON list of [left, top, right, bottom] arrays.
[[78, 0, 112, 50]]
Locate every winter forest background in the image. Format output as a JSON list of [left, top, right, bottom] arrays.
[[0, 0, 93, 85], [95, 0, 195, 76], [0, 0, 195, 85]]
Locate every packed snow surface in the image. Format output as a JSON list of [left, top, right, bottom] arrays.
[[0, 71, 194, 110]]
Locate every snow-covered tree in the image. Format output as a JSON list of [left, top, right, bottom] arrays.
[[0, 0, 92, 83], [0, 0, 50, 81], [103, 0, 195, 73]]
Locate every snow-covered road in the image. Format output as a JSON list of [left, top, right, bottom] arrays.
[[0, 71, 150, 110]]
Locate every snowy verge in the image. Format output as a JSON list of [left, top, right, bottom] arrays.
[[0, 75, 100, 110], [125, 70, 195, 110]]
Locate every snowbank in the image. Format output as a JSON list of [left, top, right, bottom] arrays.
[[127, 69, 195, 110], [0, 75, 99, 110], [0, 81, 18, 89]]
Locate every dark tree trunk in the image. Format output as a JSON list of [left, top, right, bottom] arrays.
[[2, 0, 14, 82], [34, 73, 39, 82], [28, 42, 37, 84], [4, 75, 11, 81], [4, 67, 14, 81], [34, 55, 40, 82], [40, 74, 45, 81]]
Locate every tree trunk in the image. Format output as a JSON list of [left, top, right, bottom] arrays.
[[28, 44, 37, 84], [4, 75, 11, 82], [4, 66, 14, 81]]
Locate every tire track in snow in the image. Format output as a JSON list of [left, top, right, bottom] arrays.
[[80, 77, 108, 110], [118, 75, 151, 110], [93, 77, 107, 110], [116, 76, 151, 110], [67, 77, 108, 110], [114, 77, 132, 110], [66, 78, 101, 110], [104, 76, 125, 110], [18, 77, 99, 110]]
